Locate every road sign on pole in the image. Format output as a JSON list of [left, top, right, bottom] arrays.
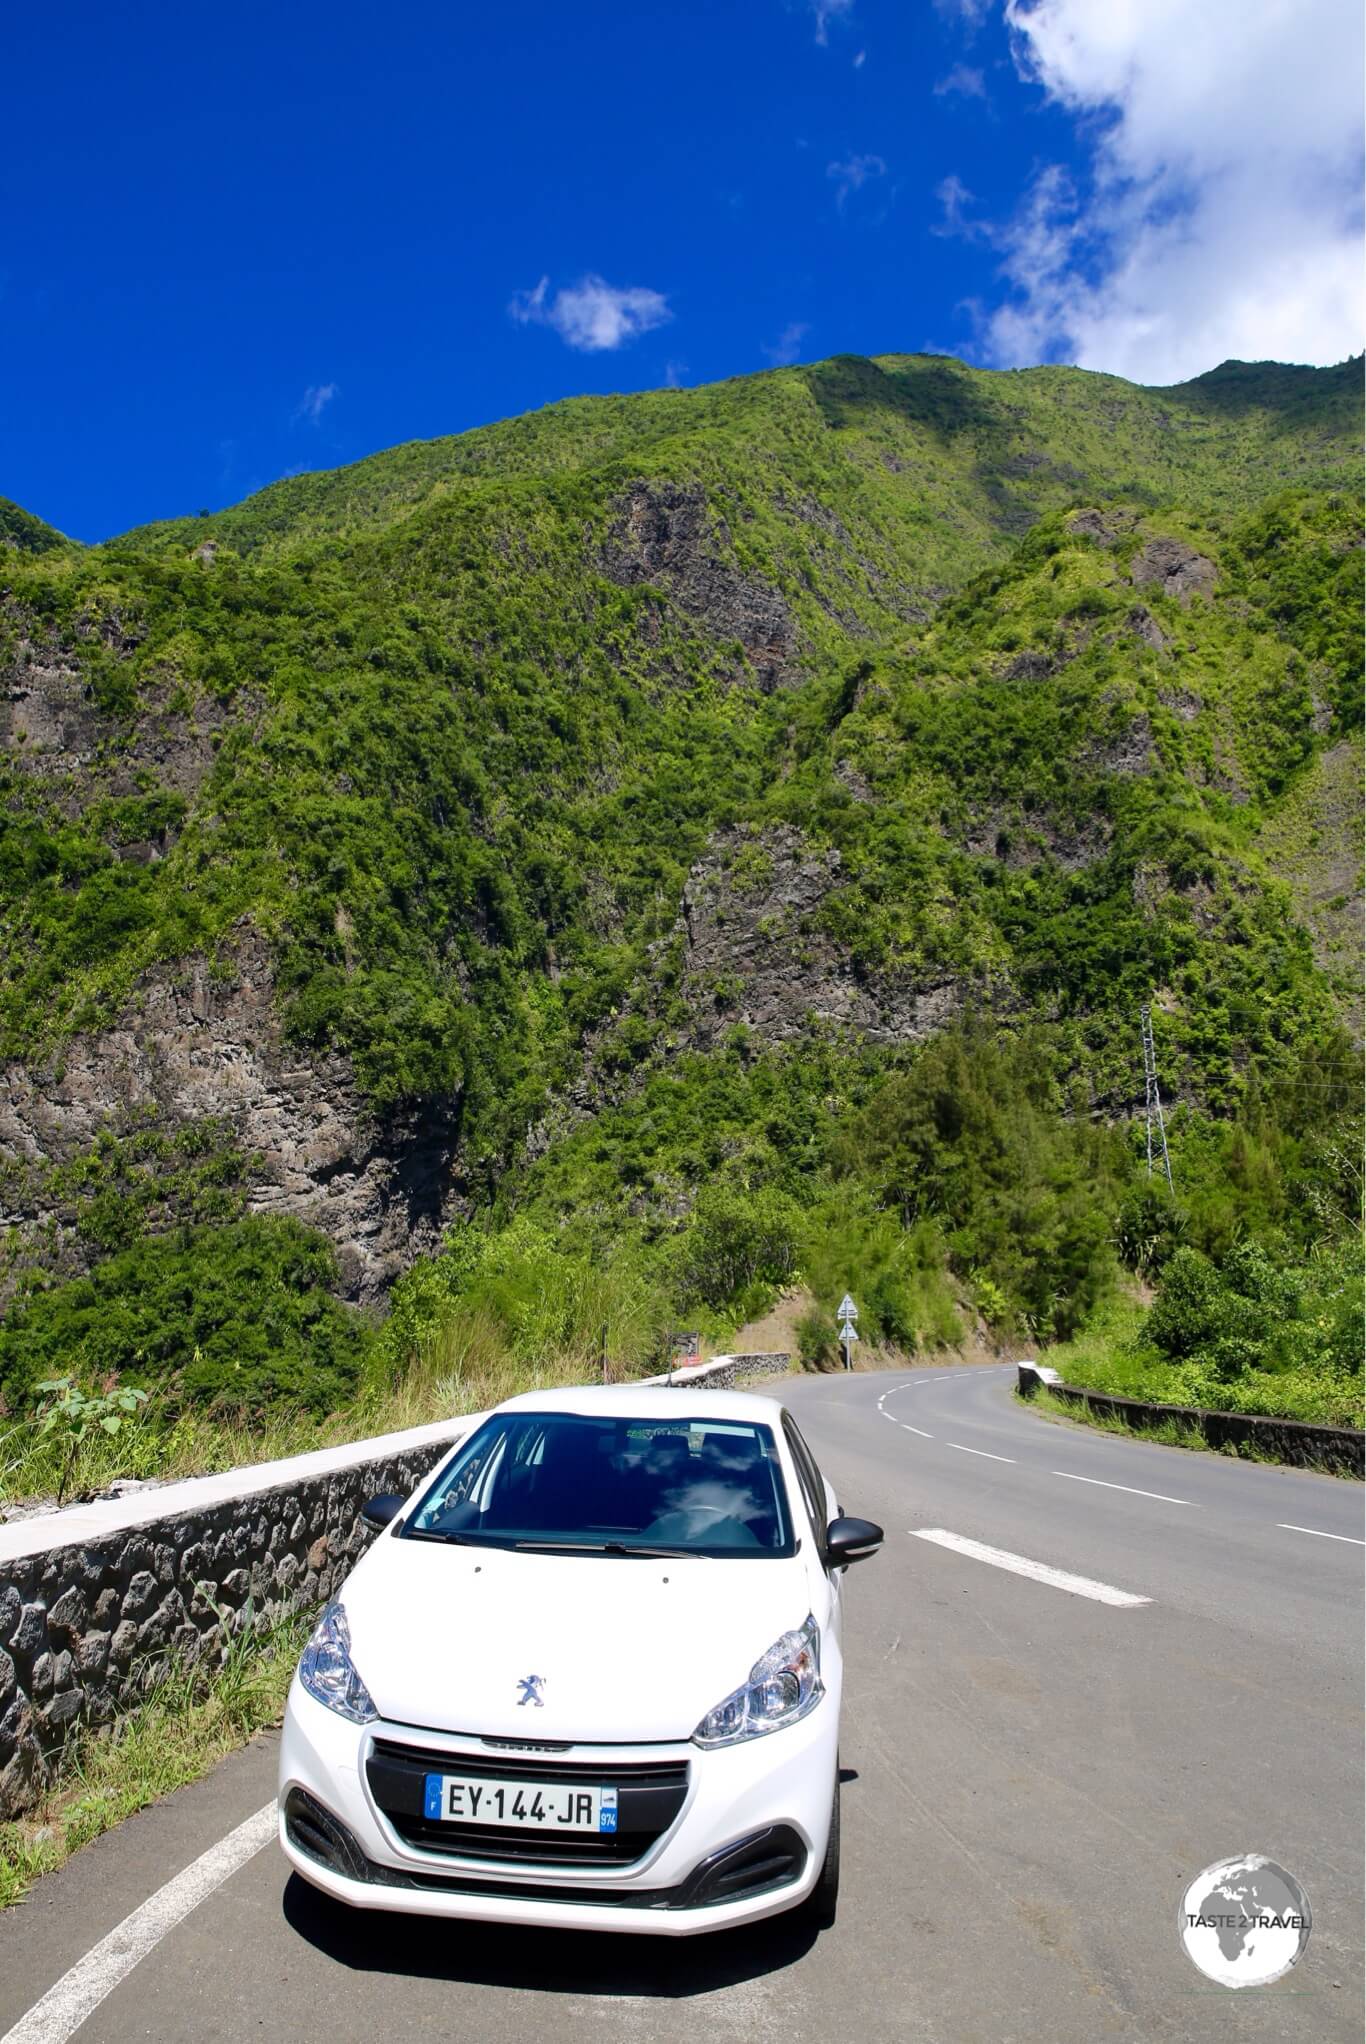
[[836, 1292, 858, 1370], [837, 1292, 859, 1371]]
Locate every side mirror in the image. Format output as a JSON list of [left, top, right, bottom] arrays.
[[361, 1492, 406, 1533], [826, 1515, 883, 1566]]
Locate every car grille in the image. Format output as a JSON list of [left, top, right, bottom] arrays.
[[365, 1739, 689, 1865]]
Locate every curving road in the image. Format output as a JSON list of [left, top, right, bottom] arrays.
[[2, 1365, 1361, 2043]]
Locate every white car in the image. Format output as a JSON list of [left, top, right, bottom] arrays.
[[278, 1385, 882, 1936]]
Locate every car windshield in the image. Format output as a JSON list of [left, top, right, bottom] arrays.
[[403, 1411, 795, 1557]]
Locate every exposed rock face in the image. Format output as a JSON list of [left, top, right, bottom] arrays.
[[2, 628, 246, 815], [1066, 507, 1137, 548], [1131, 537, 1218, 606], [1156, 683, 1203, 722], [1124, 603, 1169, 651], [833, 757, 874, 801], [963, 812, 1112, 871], [1003, 649, 1057, 682], [601, 481, 797, 689], [1080, 714, 1157, 777], [0, 929, 462, 1302], [3, 644, 103, 777], [676, 825, 963, 1047]]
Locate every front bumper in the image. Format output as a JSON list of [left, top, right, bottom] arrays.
[[278, 1677, 836, 1935]]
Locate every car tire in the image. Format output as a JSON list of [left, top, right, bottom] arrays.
[[798, 1773, 840, 1930]]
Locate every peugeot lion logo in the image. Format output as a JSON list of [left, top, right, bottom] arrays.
[[517, 1674, 546, 1708]]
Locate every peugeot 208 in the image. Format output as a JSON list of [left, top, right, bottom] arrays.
[[278, 1386, 882, 1935]]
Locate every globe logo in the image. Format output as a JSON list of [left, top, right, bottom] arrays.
[[1179, 1855, 1311, 1989]]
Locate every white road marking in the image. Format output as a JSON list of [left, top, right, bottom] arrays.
[[902, 1424, 935, 1439], [1052, 1471, 1196, 1507], [1277, 1523, 1365, 1546], [1, 1801, 278, 2044], [946, 1443, 1015, 1463], [911, 1528, 1151, 1607]]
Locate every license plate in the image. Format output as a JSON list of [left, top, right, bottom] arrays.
[[423, 1773, 618, 1832]]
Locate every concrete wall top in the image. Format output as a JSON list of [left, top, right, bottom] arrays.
[[0, 1348, 796, 1570], [0, 1412, 484, 1568]]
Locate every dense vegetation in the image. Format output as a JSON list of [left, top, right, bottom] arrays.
[[0, 350, 1360, 1476]]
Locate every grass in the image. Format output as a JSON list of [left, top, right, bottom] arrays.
[[0, 1326, 625, 1510], [0, 1609, 309, 1910], [1019, 1384, 1353, 1472]]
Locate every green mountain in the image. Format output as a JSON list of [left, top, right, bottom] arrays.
[[1, 351, 1361, 1431]]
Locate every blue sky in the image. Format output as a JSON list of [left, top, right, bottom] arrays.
[[5, 0, 1361, 542]]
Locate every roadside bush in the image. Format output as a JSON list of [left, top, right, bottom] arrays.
[[1114, 1178, 1186, 1275], [1143, 1247, 1225, 1359], [670, 1185, 802, 1317], [850, 1028, 1123, 1339], [796, 1306, 837, 1371], [1047, 1232, 1364, 1428], [0, 1219, 371, 1419], [377, 1216, 674, 1387], [797, 1197, 962, 1353]]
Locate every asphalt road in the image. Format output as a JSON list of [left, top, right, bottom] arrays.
[[2, 1364, 1362, 2043]]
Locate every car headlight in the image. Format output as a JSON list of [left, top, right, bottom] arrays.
[[692, 1615, 823, 1747], [298, 1600, 377, 1725]]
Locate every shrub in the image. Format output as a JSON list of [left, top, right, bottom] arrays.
[[0, 1219, 371, 1419], [796, 1307, 837, 1371], [671, 1186, 802, 1314]]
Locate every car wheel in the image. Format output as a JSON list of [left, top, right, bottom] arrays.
[[798, 1773, 840, 1930]]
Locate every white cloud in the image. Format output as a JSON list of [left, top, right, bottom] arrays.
[[509, 273, 672, 352], [827, 152, 887, 208], [664, 359, 689, 388], [764, 321, 810, 366], [980, 0, 1365, 381], [931, 172, 979, 237], [853, 48, 866, 68], [934, 0, 991, 29], [296, 383, 338, 424], [934, 63, 985, 99], [810, 0, 855, 46]]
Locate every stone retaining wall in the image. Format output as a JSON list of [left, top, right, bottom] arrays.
[[0, 1417, 478, 1821], [1016, 1363, 1364, 1476], [0, 1352, 795, 1819], [667, 1351, 792, 1389]]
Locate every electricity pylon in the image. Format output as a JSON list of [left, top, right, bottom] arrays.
[[1140, 1004, 1173, 1190]]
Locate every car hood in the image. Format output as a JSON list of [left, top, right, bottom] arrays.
[[341, 1536, 813, 1743]]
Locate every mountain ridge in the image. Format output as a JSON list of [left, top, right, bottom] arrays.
[[0, 348, 1360, 1425], [98, 350, 1364, 560]]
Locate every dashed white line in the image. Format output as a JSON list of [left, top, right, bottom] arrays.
[[946, 1442, 1015, 1463], [901, 1424, 935, 1439], [1277, 1523, 1365, 1546], [1052, 1471, 1196, 1506], [910, 1528, 1151, 1607], [1, 1801, 278, 2044]]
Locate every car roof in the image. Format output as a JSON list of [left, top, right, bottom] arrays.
[[490, 1383, 787, 1426]]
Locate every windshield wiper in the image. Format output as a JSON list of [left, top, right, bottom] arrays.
[[403, 1527, 476, 1545], [513, 1540, 705, 1559]]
